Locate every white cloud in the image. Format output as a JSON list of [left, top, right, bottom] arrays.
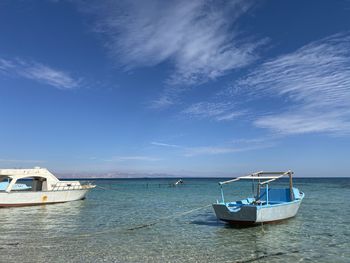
[[235, 32, 350, 135], [255, 111, 350, 135], [80, 0, 263, 94], [150, 142, 181, 148], [183, 139, 274, 157], [0, 58, 80, 89], [0, 158, 45, 163], [183, 146, 241, 157], [104, 156, 161, 162], [182, 102, 245, 121], [149, 95, 175, 109], [151, 138, 272, 157], [0, 58, 16, 70]]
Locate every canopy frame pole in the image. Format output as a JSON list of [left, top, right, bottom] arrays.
[[258, 171, 291, 185], [220, 185, 225, 203], [289, 172, 294, 201], [266, 184, 269, 205]]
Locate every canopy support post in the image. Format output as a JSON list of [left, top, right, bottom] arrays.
[[289, 172, 294, 201], [220, 185, 225, 203], [266, 184, 269, 205]]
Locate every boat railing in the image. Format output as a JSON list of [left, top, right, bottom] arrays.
[[51, 181, 91, 191]]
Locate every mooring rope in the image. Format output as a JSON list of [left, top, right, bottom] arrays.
[[95, 185, 109, 190], [127, 204, 212, 230], [95, 184, 184, 191], [16, 203, 213, 244], [89, 203, 212, 236], [92, 184, 212, 231]]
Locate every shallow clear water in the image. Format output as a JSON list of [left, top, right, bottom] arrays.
[[0, 178, 349, 263]]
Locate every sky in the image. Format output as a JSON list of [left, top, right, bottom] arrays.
[[1, 0, 350, 177]]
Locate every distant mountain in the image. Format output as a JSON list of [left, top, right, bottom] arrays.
[[56, 171, 183, 179]]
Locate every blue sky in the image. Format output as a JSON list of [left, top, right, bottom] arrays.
[[1, 0, 350, 177]]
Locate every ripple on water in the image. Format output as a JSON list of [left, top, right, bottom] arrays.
[[0, 178, 349, 263]]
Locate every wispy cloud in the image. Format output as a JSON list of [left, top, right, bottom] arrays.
[[150, 142, 182, 148], [0, 58, 80, 89], [255, 111, 350, 135], [183, 137, 275, 156], [151, 137, 273, 157], [235, 32, 350, 135], [182, 101, 246, 121], [80, 0, 264, 105], [149, 95, 176, 109], [0, 158, 45, 163], [104, 156, 161, 162], [183, 146, 246, 157]]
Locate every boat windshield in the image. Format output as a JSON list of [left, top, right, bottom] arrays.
[[18, 177, 46, 191], [0, 177, 12, 192], [0, 177, 43, 192]]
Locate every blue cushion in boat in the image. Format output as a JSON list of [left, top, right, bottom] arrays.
[[293, 188, 301, 199]]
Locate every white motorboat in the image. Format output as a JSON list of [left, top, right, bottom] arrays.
[[0, 167, 95, 207]]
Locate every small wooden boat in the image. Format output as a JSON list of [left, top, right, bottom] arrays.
[[213, 171, 304, 225], [0, 167, 95, 207]]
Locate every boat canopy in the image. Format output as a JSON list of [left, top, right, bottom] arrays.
[[0, 167, 59, 192], [218, 170, 295, 202], [219, 171, 293, 185]]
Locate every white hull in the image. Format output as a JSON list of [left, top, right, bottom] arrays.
[[256, 200, 301, 222], [212, 198, 303, 224], [0, 189, 90, 207]]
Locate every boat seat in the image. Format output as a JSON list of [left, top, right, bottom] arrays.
[[259, 188, 291, 202]]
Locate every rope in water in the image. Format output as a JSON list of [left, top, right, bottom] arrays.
[[18, 203, 213, 243], [94, 183, 186, 190], [93, 184, 212, 231], [95, 185, 109, 190], [127, 204, 212, 230]]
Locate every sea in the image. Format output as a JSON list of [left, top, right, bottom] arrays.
[[0, 178, 349, 263]]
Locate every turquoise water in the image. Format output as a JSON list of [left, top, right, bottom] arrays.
[[0, 178, 349, 262]]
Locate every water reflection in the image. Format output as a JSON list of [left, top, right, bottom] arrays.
[[0, 201, 86, 239]]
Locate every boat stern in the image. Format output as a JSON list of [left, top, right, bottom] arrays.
[[212, 203, 257, 224]]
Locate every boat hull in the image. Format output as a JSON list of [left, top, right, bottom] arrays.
[[213, 199, 303, 225], [0, 189, 91, 207]]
